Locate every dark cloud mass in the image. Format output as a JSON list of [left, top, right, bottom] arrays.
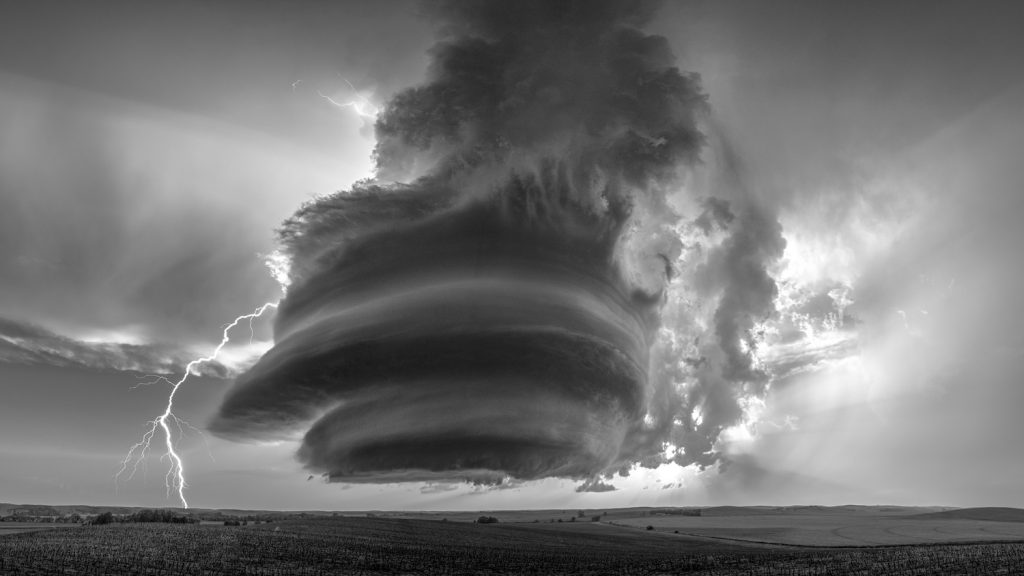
[[211, 0, 783, 486]]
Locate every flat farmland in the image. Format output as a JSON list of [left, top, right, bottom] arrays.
[[2, 515, 1024, 575], [614, 507, 1024, 547], [0, 523, 80, 536]]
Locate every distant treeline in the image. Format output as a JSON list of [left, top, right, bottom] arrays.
[[0, 503, 291, 524], [649, 508, 702, 516], [89, 511, 197, 525], [124, 509, 198, 524]]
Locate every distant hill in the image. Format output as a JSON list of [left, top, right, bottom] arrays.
[[0, 503, 318, 520], [696, 505, 958, 517], [3, 503, 1008, 523], [910, 507, 1024, 523], [699, 506, 779, 516]]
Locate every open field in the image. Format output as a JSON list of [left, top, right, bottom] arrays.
[[0, 523, 81, 536], [612, 506, 1024, 547], [2, 514, 1024, 575]]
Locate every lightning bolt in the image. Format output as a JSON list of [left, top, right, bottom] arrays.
[[317, 78, 379, 119], [317, 89, 379, 119], [115, 302, 279, 508]]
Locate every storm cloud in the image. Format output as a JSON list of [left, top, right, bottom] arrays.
[[211, 0, 782, 486]]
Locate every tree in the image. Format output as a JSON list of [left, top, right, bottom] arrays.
[[93, 512, 114, 525]]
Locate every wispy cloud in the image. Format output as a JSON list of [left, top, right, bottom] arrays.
[[0, 316, 234, 377]]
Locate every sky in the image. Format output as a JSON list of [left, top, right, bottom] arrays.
[[1, 0, 1023, 511]]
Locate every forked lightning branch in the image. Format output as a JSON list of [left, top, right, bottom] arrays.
[[113, 81, 372, 509], [114, 302, 278, 509]]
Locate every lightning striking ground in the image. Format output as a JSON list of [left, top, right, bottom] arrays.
[[115, 302, 279, 509], [113, 77, 373, 508]]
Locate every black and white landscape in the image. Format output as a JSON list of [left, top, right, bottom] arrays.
[[1, 0, 1023, 573]]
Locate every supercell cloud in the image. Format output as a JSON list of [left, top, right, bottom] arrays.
[[211, 0, 784, 485]]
